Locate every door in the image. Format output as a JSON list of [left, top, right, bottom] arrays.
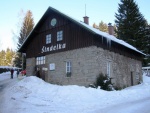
[[35, 65, 47, 81], [131, 72, 133, 86]]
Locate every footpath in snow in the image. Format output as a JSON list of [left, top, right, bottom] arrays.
[[0, 72, 150, 113]]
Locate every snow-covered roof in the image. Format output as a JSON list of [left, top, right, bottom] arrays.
[[19, 6, 145, 56], [78, 21, 145, 55], [142, 66, 150, 70]]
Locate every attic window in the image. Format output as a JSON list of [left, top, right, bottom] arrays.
[[51, 18, 57, 26], [57, 30, 63, 41]]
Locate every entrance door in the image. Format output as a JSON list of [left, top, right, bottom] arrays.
[[41, 67, 47, 81], [131, 72, 133, 86], [35, 65, 47, 81]]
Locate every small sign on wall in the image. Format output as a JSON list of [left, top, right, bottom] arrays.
[[42, 67, 48, 71], [49, 63, 55, 71]]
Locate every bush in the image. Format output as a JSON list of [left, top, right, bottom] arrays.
[[95, 73, 114, 91], [0, 68, 10, 74]]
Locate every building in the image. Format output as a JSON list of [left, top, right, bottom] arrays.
[[142, 67, 150, 77], [19, 7, 144, 88]]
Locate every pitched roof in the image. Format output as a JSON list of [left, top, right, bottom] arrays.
[[18, 6, 145, 56]]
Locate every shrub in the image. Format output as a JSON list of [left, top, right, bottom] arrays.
[[95, 73, 114, 91]]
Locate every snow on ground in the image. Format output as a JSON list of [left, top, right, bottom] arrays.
[[0, 72, 150, 113], [0, 71, 17, 81]]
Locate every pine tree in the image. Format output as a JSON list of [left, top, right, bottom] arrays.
[[99, 21, 108, 32], [14, 10, 34, 69], [0, 49, 15, 66], [93, 23, 99, 29], [115, 0, 147, 51], [93, 21, 117, 37], [5, 48, 15, 66], [0, 50, 6, 66]]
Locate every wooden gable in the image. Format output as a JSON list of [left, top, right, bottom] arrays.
[[19, 7, 144, 60], [20, 7, 97, 58]]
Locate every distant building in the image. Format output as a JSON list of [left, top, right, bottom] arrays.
[[142, 67, 150, 77], [19, 7, 145, 88]]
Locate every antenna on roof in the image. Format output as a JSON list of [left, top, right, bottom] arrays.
[[85, 4, 86, 16], [83, 4, 89, 25]]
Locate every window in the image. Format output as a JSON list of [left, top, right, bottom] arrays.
[[46, 34, 51, 44], [107, 61, 111, 77], [36, 56, 45, 65], [49, 63, 55, 71], [66, 61, 71, 77], [57, 31, 63, 41]]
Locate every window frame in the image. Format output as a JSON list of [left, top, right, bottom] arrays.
[[36, 56, 45, 65], [46, 34, 51, 44], [57, 30, 63, 41], [107, 60, 111, 77], [66, 61, 71, 77]]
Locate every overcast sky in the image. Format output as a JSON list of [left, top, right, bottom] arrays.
[[0, 0, 149, 51]]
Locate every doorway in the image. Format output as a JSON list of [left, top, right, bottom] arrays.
[[131, 72, 133, 86], [35, 65, 47, 81]]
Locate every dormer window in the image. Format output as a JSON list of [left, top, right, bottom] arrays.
[[46, 34, 51, 44], [57, 30, 63, 41]]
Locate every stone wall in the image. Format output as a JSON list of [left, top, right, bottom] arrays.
[[44, 46, 142, 88]]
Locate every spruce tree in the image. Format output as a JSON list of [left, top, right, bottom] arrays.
[[115, 0, 147, 51], [143, 23, 150, 66], [13, 53, 22, 68], [17, 10, 34, 49], [14, 10, 34, 69]]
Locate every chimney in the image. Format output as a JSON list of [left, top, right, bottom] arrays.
[[108, 23, 114, 35], [83, 16, 89, 25]]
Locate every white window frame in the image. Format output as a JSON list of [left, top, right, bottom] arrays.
[[36, 56, 45, 65], [46, 34, 51, 44], [107, 60, 111, 77], [66, 61, 71, 73], [57, 30, 63, 41], [49, 63, 55, 71]]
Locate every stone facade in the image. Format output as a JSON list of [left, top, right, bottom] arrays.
[[26, 46, 142, 88]]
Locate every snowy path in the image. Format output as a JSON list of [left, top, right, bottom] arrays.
[[0, 77, 18, 111], [0, 73, 24, 113]]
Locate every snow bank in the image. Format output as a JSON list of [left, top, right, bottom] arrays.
[[1, 75, 149, 113], [1, 74, 150, 113]]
